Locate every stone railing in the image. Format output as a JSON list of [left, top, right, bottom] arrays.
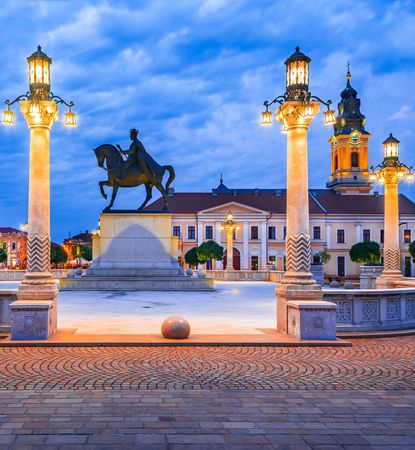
[[206, 270, 284, 282], [0, 270, 68, 281], [0, 289, 16, 331], [323, 287, 415, 331]]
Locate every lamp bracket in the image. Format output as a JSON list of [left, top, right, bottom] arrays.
[[5, 93, 30, 107], [50, 93, 74, 108]]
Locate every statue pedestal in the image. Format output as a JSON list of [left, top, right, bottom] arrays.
[[61, 212, 213, 291]]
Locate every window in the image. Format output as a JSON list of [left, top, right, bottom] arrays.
[[11, 242, 16, 251], [313, 226, 321, 240], [205, 260, 212, 270], [187, 226, 195, 239], [337, 229, 345, 244], [232, 229, 237, 240], [334, 155, 338, 170], [363, 229, 371, 242], [283, 226, 287, 240], [404, 229, 411, 244], [172, 226, 181, 237], [268, 255, 276, 265], [251, 256, 259, 270], [351, 152, 359, 168], [251, 226, 259, 240], [205, 225, 213, 240], [380, 229, 384, 244], [268, 226, 276, 240]]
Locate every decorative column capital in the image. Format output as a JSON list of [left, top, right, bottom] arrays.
[[276, 101, 319, 131], [20, 100, 58, 129]]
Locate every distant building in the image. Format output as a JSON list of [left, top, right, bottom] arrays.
[[0, 227, 27, 269], [146, 70, 415, 278], [63, 230, 92, 260]]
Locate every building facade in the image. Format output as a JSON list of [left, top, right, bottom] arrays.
[[0, 227, 27, 269], [146, 70, 415, 278]]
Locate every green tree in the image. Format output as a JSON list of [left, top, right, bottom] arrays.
[[50, 243, 68, 264], [314, 248, 331, 265], [197, 240, 224, 264], [0, 247, 7, 264], [408, 241, 415, 263], [79, 245, 92, 261], [184, 247, 199, 268], [349, 241, 381, 265]]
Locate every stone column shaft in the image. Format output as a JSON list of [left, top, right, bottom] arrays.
[[226, 227, 234, 271]]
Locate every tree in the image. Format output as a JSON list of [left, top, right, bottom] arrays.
[[79, 245, 92, 261], [0, 247, 7, 264], [408, 241, 415, 263], [314, 248, 331, 265], [197, 240, 224, 264], [349, 241, 381, 265], [50, 243, 68, 264], [184, 247, 199, 268]]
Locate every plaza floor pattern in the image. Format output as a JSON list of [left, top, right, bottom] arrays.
[[0, 337, 414, 449]]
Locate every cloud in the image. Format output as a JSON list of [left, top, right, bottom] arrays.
[[388, 105, 413, 120]]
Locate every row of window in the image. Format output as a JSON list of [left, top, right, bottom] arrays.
[[172, 226, 413, 244], [2, 241, 17, 250]]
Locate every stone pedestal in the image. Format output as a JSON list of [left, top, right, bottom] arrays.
[[61, 212, 214, 291], [360, 265, 383, 289], [376, 270, 403, 289], [287, 300, 337, 340]]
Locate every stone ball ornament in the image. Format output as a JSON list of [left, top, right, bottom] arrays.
[[161, 316, 191, 339]]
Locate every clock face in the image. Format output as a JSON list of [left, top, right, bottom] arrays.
[[351, 134, 360, 144]]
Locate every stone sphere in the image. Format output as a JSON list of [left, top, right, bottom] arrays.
[[178, 267, 185, 276], [344, 281, 354, 289], [186, 268, 193, 276], [74, 267, 83, 276], [329, 280, 340, 288], [161, 316, 190, 339], [68, 269, 76, 278]]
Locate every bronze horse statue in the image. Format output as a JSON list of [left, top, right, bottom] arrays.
[[94, 144, 175, 211]]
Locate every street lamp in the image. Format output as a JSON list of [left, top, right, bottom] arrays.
[[221, 210, 239, 278], [2, 46, 76, 340], [370, 134, 413, 288], [261, 46, 337, 339]]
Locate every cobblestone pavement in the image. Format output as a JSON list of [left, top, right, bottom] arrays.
[[0, 337, 414, 449]]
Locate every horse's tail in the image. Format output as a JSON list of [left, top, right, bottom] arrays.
[[163, 165, 175, 190]]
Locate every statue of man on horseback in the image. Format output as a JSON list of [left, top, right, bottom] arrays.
[[93, 129, 175, 212]]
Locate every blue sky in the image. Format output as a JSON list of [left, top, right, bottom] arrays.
[[1, 0, 415, 242]]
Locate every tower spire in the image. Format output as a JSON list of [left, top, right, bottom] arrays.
[[220, 172, 223, 185]]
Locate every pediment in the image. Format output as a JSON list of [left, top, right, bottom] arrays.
[[199, 201, 269, 215]]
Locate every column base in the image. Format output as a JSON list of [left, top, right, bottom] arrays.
[[223, 268, 237, 281], [375, 270, 403, 289], [276, 283, 337, 340], [11, 274, 58, 340]]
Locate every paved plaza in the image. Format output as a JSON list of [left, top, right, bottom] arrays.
[[0, 336, 413, 449]]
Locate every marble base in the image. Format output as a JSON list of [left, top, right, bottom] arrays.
[[376, 270, 403, 289], [287, 300, 337, 340], [276, 282, 337, 340]]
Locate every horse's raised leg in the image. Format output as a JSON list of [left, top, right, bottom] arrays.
[[103, 182, 119, 212], [99, 180, 111, 200], [155, 183, 169, 211], [138, 184, 153, 210]]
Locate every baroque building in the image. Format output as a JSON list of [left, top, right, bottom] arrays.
[[146, 69, 415, 278]]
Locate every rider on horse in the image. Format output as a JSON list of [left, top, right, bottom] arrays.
[[116, 128, 156, 182]]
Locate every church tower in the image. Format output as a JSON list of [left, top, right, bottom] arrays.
[[326, 67, 372, 194]]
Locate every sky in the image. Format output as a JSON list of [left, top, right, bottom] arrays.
[[1, 0, 415, 242]]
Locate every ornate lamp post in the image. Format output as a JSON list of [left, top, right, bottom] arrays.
[[261, 47, 337, 339], [221, 210, 238, 279], [369, 134, 413, 288], [2, 46, 76, 340]]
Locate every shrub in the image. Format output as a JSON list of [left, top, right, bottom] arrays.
[[349, 241, 380, 264]]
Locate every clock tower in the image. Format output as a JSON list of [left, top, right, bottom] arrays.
[[327, 67, 372, 194]]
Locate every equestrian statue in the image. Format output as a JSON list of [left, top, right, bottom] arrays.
[[94, 128, 175, 212]]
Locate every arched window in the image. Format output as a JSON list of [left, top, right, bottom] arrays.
[[12, 242, 16, 251], [351, 152, 359, 168], [334, 155, 338, 171]]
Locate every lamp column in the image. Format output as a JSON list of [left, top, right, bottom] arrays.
[[376, 171, 402, 288], [12, 101, 59, 339], [222, 210, 237, 281], [275, 101, 328, 334]]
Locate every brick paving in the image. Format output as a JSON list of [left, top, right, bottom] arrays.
[[0, 337, 414, 449]]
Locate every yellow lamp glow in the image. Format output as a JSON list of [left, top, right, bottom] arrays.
[[284, 46, 310, 96], [261, 110, 272, 126], [29, 101, 40, 116], [378, 176, 385, 184], [383, 133, 399, 160], [64, 110, 76, 127], [324, 109, 336, 126], [27, 46, 52, 99], [407, 172, 414, 182], [226, 210, 234, 222], [303, 103, 314, 119], [369, 172, 377, 183], [2, 108, 14, 126]]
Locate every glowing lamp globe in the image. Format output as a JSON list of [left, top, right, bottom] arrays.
[[324, 109, 336, 126], [407, 172, 414, 183], [261, 110, 273, 126], [227, 210, 234, 222], [27, 46, 51, 99], [284, 46, 311, 98], [369, 172, 377, 183], [64, 110, 76, 127], [303, 103, 314, 119], [2, 108, 14, 126], [383, 133, 399, 161]]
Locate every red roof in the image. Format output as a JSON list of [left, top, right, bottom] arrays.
[[0, 227, 23, 235], [145, 189, 415, 215]]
